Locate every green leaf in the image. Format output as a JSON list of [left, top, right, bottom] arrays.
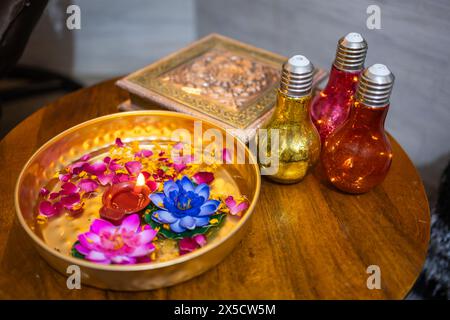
[[70, 241, 86, 260]]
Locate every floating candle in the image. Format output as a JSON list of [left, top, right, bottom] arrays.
[[100, 173, 150, 222]]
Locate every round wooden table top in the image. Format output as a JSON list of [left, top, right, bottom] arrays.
[[0, 79, 430, 299]]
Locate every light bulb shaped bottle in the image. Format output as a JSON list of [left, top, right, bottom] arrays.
[[259, 55, 321, 184], [311, 32, 368, 144], [322, 64, 395, 194]]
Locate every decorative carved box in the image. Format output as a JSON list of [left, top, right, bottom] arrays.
[[116, 34, 327, 142]]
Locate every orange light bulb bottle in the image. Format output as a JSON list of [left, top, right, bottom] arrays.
[[322, 64, 395, 194]]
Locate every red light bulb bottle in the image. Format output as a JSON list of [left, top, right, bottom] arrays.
[[311, 32, 368, 144], [322, 64, 395, 194]]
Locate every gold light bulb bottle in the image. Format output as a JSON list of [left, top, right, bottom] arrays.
[[259, 55, 321, 183]]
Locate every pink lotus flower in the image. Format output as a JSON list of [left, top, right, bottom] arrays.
[[75, 214, 157, 264], [179, 234, 207, 255], [225, 196, 249, 216]]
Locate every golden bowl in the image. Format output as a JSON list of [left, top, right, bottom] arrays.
[[15, 111, 261, 291]]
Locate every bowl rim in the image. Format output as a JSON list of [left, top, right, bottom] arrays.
[[14, 110, 261, 272]]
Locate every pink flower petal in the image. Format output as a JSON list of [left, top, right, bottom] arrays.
[[115, 138, 124, 147], [60, 193, 81, 208], [38, 200, 60, 217], [225, 195, 249, 215], [81, 154, 91, 161], [121, 214, 140, 232], [235, 201, 250, 213], [173, 163, 187, 172], [49, 192, 60, 200], [84, 161, 107, 175], [112, 173, 130, 184], [97, 172, 114, 185], [59, 173, 71, 182], [108, 159, 122, 172], [39, 187, 50, 197], [146, 179, 158, 192], [60, 182, 78, 195], [225, 196, 237, 209], [68, 161, 87, 175], [78, 179, 99, 193], [192, 172, 214, 185], [90, 219, 114, 234], [135, 149, 153, 158], [103, 156, 111, 164], [179, 237, 198, 254], [193, 234, 207, 247], [125, 161, 142, 175]]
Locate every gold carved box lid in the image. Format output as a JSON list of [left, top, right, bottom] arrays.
[[116, 33, 327, 142]]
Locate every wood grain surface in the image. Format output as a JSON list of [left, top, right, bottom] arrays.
[[0, 79, 430, 299]]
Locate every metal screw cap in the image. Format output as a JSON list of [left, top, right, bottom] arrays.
[[334, 32, 368, 72], [356, 63, 395, 107], [279, 55, 314, 97]]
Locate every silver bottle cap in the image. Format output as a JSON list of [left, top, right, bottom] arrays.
[[279, 55, 314, 97], [333, 32, 368, 72], [356, 64, 395, 107]]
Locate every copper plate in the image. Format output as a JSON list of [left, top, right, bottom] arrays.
[[15, 111, 261, 291]]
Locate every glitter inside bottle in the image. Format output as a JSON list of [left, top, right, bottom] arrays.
[[321, 64, 395, 194], [311, 32, 368, 144], [259, 55, 321, 184]]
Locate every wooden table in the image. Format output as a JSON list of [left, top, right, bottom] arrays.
[[0, 79, 430, 299]]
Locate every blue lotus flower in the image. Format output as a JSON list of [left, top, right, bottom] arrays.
[[149, 176, 220, 233]]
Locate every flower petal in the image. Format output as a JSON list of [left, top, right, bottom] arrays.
[[153, 210, 177, 224], [78, 232, 101, 249], [97, 172, 114, 185], [121, 214, 140, 232], [225, 196, 237, 209], [59, 173, 71, 182], [179, 237, 198, 253], [138, 228, 158, 244], [180, 216, 196, 230], [146, 179, 158, 192], [193, 234, 207, 247], [108, 159, 122, 171], [86, 250, 108, 262], [129, 243, 155, 257], [60, 193, 81, 208], [179, 176, 194, 192], [194, 216, 210, 227], [115, 137, 124, 147], [125, 161, 142, 175], [80, 154, 91, 161], [163, 180, 179, 198], [194, 183, 210, 200], [74, 243, 90, 255], [199, 200, 220, 216], [170, 220, 186, 233], [60, 182, 78, 195], [78, 179, 99, 193], [38, 201, 59, 217], [39, 187, 50, 197], [90, 219, 114, 234], [84, 161, 107, 175], [149, 193, 166, 209], [192, 172, 214, 185]]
